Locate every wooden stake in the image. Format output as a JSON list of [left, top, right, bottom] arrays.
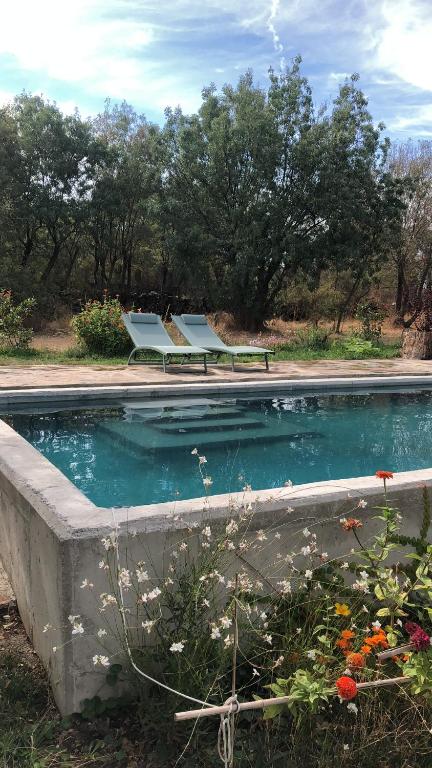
[[174, 676, 410, 722], [377, 644, 414, 661]]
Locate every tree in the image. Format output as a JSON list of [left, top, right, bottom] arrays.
[[388, 141, 432, 326], [161, 62, 403, 331]]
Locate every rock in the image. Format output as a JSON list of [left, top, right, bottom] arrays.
[[401, 329, 432, 359]]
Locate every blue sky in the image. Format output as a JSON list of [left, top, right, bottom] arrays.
[[0, 0, 431, 139]]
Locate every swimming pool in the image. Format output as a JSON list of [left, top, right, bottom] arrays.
[[5, 386, 432, 507]]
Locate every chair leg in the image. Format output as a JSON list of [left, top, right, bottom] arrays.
[[265, 353, 269, 371], [127, 348, 137, 365], [204, 354, 207, 374], [231, 356, 235, 372], [162, 355, 166, 373]]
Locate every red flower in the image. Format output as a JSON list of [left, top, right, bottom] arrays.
[[405, 622, 430, 651], [375, 471, 393, 480], [336, 676, 358, 701], [346, 652, 365, 670]]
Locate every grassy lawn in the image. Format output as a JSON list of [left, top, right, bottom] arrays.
[[0, 342, 402, 367]]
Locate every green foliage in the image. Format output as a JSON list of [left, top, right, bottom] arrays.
[[355, 301, 386, 343], [265, 671, 333, 717], [293, 325, 331, 351], [340, 336, 380, 357], [71, 296, 131, 355], [0, 289, 35, 349]]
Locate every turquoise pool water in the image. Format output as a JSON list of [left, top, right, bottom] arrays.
[[4, 388, 432, 507]]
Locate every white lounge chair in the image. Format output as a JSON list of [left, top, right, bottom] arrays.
[[171, 314, 274, 371], [122, 313, 209, 372]]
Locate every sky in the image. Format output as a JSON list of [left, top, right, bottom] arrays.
[[0, 0, 432, 139]]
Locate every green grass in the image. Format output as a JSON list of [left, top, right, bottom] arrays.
[[0, 342, 401, 367]]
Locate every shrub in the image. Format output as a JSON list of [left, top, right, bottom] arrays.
[[71, 296, 131, 356], [294, 325, 331, 351], [0, 290, 36, 350], [355, 301, 385, 343], [341, 336, 380, 358]]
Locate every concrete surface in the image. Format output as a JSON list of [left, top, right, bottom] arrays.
[[0, 403, 431, 714]]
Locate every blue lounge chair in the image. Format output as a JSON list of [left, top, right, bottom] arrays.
[[122, 313, 209, 372], [171, 314, 274, 371]]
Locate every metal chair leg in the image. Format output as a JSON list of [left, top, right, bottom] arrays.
[[265, 353, 269, 371], [204, 354, 207, 374], [231, 356, 235, 372], [162, 355, 166, 373]]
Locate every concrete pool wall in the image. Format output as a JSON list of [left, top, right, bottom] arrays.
[[1, 375, 432, 714]]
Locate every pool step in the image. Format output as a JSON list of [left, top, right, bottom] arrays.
[[155, 417, 264, 434], [98, 419, 323, 453]]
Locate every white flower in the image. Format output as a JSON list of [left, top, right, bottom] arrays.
[[101, 531, 117, 551], [202, 526, 212, 538], [170, 641, 185, 653], [339, 517, 347, 525], [179, 542, 188, 552], [43, 623, 52, 633], [305, 569, 313, 580], [224, 635, 233, 648], [252, 668, 259, 677], [199, 455, 207, 464], [321, 552, 328, 561], [341, 562, 349, 570], [302, 527, 311, 537], [141, 587, 161, 603], [201, 541, 210, 549], [191, 448, 198, 455], [277, 580, 292, 594], [256, 530, 267, 541], [353, 580, 369, 593], [97, 628, 107, 638], [80, 579, 94, 589], [347, 702, 358, 715], [372, 620, 381, 630], [72, 622, 84, 635], [52, 646, 57, 653], [263, 634, 273, 645], [259, 612, 267, 621], [301, 545, 311, 556], [142, 620, 156, 634], [136, 568, 149, 583], [68, 615, 80, 624], [220, 616, 232, 629], [343, 744, 349, 751], [210, 625, 221, 639], [225, 519, 238, 535], [202, 598, 210, 608], [100, 593, 117, 608], [358, 499, 367, 508], [284, 480, 293, 487], [93, 654, 110, 667], [118, 568, 131, 589], [306, 649, 317, 660], [359, 571, 369, 581], [99, 560, 109, 570], [202, 477, 213, 487], [296, 628, 302, 634], [274, 532, 281, 539]]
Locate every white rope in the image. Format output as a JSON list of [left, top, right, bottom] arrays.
[[217, 695, 239, 767], [110, 511, 213, 709]]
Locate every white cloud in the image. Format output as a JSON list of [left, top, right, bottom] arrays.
[[0, 90, 14, 106], [387, 104, 432, 134], [375, 0, 432, 91]]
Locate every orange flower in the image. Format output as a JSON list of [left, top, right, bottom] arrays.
[[341, 518, 363, 531], [336, 676, 358, 701], [346, 652, 365, 669], [341, 629, 355, 640], [360, 644, 372, 654], [336, 638, 352, 650], [375, 470, 393, 480], [364, 631, 388, 650]]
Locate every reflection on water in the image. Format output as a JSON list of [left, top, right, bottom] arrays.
[[4, 389, 432, 507]]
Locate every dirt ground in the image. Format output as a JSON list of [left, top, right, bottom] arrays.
[[32, 315, 403, 352]]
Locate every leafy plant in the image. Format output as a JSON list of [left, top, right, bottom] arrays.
[[71, 295, 131, 356], [355, 301, 385, 343], [341, 336, 380, 357], [294, 325, 331, 351], [0, 289, 36, 350]]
